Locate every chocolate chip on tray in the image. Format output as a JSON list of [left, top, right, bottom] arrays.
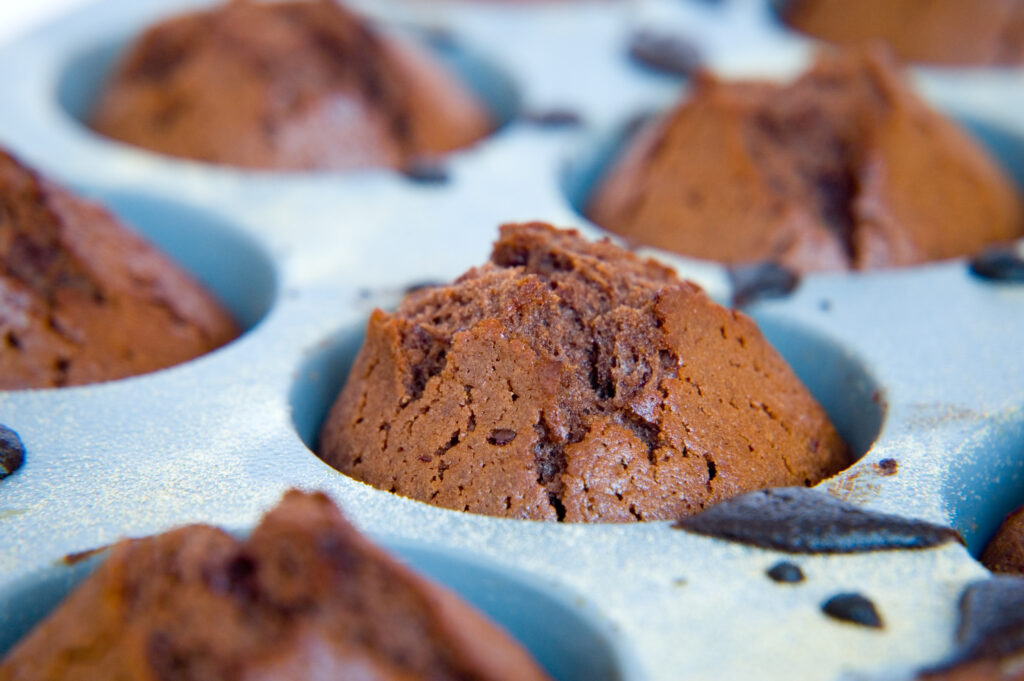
[[521, 109, 585, 128], [627, 29, 702, 78], [822, 593, 884, 629], [675, 487, 962, 553], [968, 245, 1024, 282], [401, 159, 450, 185], [729, 262, 801, 308], [951, 577, 1024, 663], [0, 425, 25, 480], [767, 562, 805, 584]]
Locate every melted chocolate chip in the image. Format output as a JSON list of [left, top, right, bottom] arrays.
[[404, 281, 442, 295], [628, 29, 702, 78], [401, 159, 450, 185], [767, 561, 805, 583], [0, 425, 25, 480], [487, 429, 517, 446], [729, 262, 801, 308], [521, 109, 585, 128], [955, 577, 1024, 663], [969, 246, 1024, 282], [675, 487, 961, 553], [822, 593, 883, 628]]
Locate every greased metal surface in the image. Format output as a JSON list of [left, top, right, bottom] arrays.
[[0, 1, 1023, 680]]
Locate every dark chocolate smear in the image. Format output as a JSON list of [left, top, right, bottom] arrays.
[[729, 261, 800, 308], [969, 246, 1024, 283], [822, 593, 884, 628], [627, 29, 702, 78], [521, 109, 585, 129], [767, 561, 805, 583], [675, 487, 962, 553], [0, 425, 25, 480], [401, 159, 450, 185], [956, 577, 1024, 663]]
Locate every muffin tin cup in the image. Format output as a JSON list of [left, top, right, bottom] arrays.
[[1, 1, 1023, 680]]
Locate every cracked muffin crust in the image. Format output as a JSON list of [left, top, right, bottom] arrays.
[[781, 0, 1024, 66], [0, 491, 552, 681], [90, 0, 493, 171], [318, 223, 849, 522], [587, 48, 1024, 273], [0, 149, 238, 389]]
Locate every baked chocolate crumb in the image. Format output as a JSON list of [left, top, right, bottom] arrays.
[[822, 593, 883, 628], [401, 159, 450, 185], [729, 262, 801, 308], [767, 561, 805, 583], [675, 487, 961, 553], [0, 425, 25, 480], [875, 458, 898, 476], [969, 246, 1024, 282], [61, 545, 108, 566], [521, 109, 585, 128], [628, 29, 702, 78]]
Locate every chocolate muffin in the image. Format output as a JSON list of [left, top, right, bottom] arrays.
[[982, 505, 1024, 575], [90, 0, 493, 171], [587, 48, 1024, 273], [0, 149, 238, 389], [318, 223, 849, 522], [0, 490, 552, 681], [780, 0, 1024, 66]]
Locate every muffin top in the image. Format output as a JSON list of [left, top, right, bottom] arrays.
[[781, 0, 1024, 66], [588, 48, 1023, 273], [90, 0, 493, 170], [319, 223, 849, 521], [0, 490, 552, 681], [0, 149, 237, 389]]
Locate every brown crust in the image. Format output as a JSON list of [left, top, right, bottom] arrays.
[[318, 223, 849, 522], [0, 491, 552, 681], [588, 48, 1024, 273], [0, 150, 238, 389], [90, 0, 492, 170]]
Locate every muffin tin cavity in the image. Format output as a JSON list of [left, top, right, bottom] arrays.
[[290, 323, 367, 451], [56, 23, 520, 170], [89, 189, 277, 331], [753, 314, 884, 459], [0, 539, 628, 681], [941, 413, 1024, 556]]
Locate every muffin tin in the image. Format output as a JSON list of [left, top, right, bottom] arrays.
[[1, 0, 1023, 679]]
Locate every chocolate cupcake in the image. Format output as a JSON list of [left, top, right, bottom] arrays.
[[0, 490, 552, 681], [90, 0, 493, 171], [587, 48, 1024, 273], [0, 149, 237, 389], [318, 223, 849, 522], [780, 0, 1024, 66]]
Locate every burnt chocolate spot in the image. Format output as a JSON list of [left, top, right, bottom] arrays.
[[627, 29, 702, 78], [822, 593, 883, 628], [0, 425, 25, 480], [969, 246, 1024, 282], [729, 261, 801, 308], [521, 109, 585, 128], [767, 561, 805, 583], [675, 487, 961, 553], [401, 159, 450, 185], [487, 429, 517, 446]]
